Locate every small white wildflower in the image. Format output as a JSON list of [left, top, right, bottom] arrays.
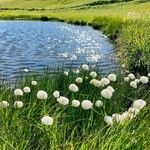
[[122, 64, 125, 68], [121, 111, 130, 122], [101, 89, 113, 99], [104, 115, 113, 125], [148, 73, 150, 77], [72, 100, 80, 107], [128, 107, 140, 117], [90, 71, 97, 78], [124, 77, 130, 82], [133, 99, 146, 110], [82, 64, 89, 71], [53, 91, 60, 98], [140, 76, 149, 84], [64, 71, 69, 76], [24, 69, 29, 72], [95, 100, 103, 107], [31, 81, 37, 85], [0, 101, 9, 108], [106, 86, 115, 93], [57, 96, 69, 106], [81, 100, 93, 110], [101, 78, 110, 86], [90, 79, 98, 86], [69, 84, 79, 92], [41, 116, 53, 126], [37, 90, 48, 100], [74, 69, 80, 74], [75, 77, 83, 84], [112, 113, 122, 123], [128, 73, 135, 80], [95, 80, 105, 87], [130, 81, 137, 88], [23, 86, 31, 93], [14, 101, 24, 108], [14, 89, 23, 96], [134, 79, 140, 84], [107, 74, 117, 82]]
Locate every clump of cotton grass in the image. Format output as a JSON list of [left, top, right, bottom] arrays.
[[90, 71, 97, 78], [53, 91, 60, 98], [37, 90, 48, 100], [130, 81, 137, 88], [0, 101, 9, 108], [107, 73, 117, 82], [121, 111, 130, 122], [14, 89, 23, 96], [132, 99, 146, 110], [128, 73, 135, 80], [82, 64, 89, 71], [104, 115, 113, 125], [31, 81, 37, 85], [75, 77, 83, 84], [23, 86, 31, 93], [106, 86, 115, 93], [69, 84, 79, 92], [96, 80, 105, 88], [14, 101, 24, 108], [64, 71, 69, 76], [124, 77, 130, 82], [112, 113, 122, 123], [41, 116, 53, 126], [101, 89, 113, 99], [140, 76, 149, 84], [95, 100, 103, 107], [57, 96, 69, 106], [128, 107, 140, 118], [81, 100, 93, 110], [72, 100, 80, 107], [101, 78, 110, 86]]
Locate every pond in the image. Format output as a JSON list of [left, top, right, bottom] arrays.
[[0, 21, 118, 83]]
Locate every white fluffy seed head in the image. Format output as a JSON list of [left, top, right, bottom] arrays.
[[23, 86, 31, 93], [107, 74, 117, 82], [57, 96, 69, 106], [133, 99, 146, 110], [128, 73, 135, 80], [124, 77, 130, 82], [134, 79, 140, 84], [69, 84, 79, 92], [140, 76, 149, 84], [31, 81, 37, 85], [0, 101, 9, 108], [14, 101, 24, 108], [90, 79, 98, 86], [81, 100, 93, 110], [41, 116, 53, 126], [74, 69, 80, 74], [37, 90, 48, 100], [14, 89, 23, 96], [64, 71, 69, 76], [90, 71, 97, 78], [121, 111, 130, 122], [53, 91, 60, 98], [95, 80, 105, 87], [130, 81, 137, 88], [72, 100, 80, 107], [95, 100, 103, 107], [82, 64, 89, 71], [112, 113, 122, 123], [106, 86, 115, 93], [75, 77, 83, 84], [101, 89, 113, 99], [104, 115, 113, 125], [148, 73, 150, 77], [101, 78, 110, 86]]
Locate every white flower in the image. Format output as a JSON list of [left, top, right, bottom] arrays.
[[41, 116, 53, 126], [133, 99, 146, 110], [0, 101, 9, 108], [107, 74, 117, 82], [104, 115, 113, 125], [90, 71, 97, 78], [53, 91, 60, 98], [121, 111, 130, 122], [14, 101, 24, 108], [124, 77, 130, 82], [140, 76, 149, 84], [14, 89, 23, 96], [128, 73, 135, 80], [75, 77, 83, 84], [69, 84, 79, 92], [95, 100, 103, 107], [122, 64, 125, 68], [101, 78, 110, 86], [106, 86, 115, 93], [95, 80, 104, 87], [81, 100, 93, 110], [101, 89, 113, 99], [112, 113, 122, 123], [82, 64, 89, 71], [24, 69, 29, 72], [148, 73, 150, 77], [74, 69, 80, 74], [23, 86, 31, 93], [31, 81, 37, 85], [134, 79, 140, 84], [72, 100, 80, 107], [64, 71, 69, 76], [130, 81, 137, 88], [37, 90, 48, 100], [90, 79, 98, 86], [57, 96, 69, 106]]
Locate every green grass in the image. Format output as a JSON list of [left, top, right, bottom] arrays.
[[0, 67, 150, 149]]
